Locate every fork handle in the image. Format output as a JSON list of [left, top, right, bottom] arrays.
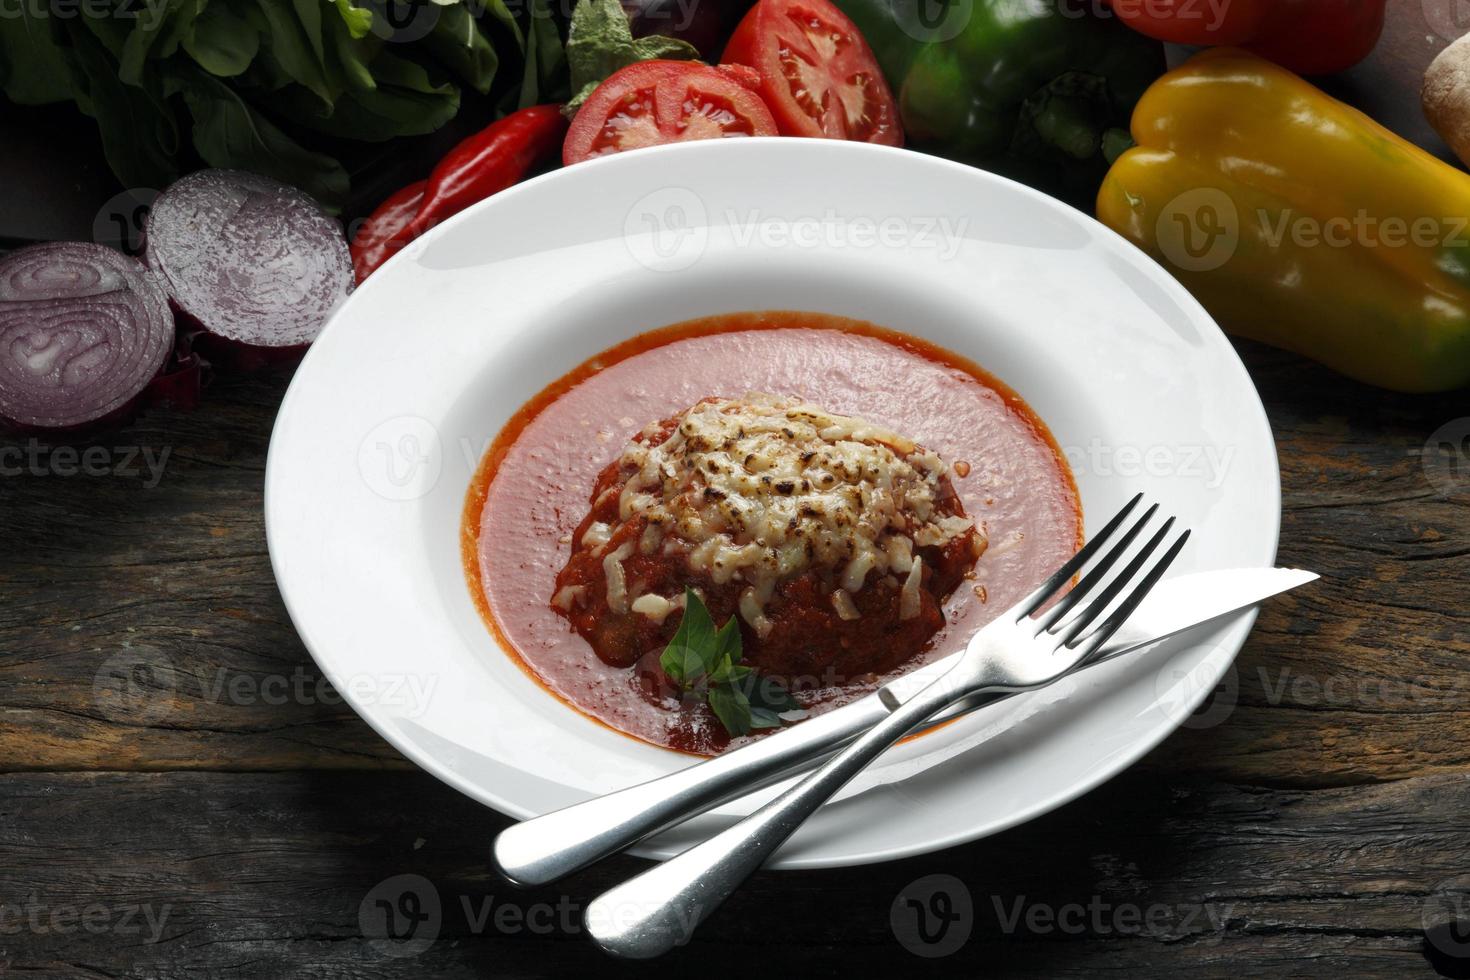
[[584, 675, 975, 959], [491, 694, 892, 886]]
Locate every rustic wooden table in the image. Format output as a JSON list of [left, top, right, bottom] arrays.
[[3, 7, 1469, 978]]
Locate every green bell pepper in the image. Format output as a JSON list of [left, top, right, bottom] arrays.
[[834, 0, 1167, 206]]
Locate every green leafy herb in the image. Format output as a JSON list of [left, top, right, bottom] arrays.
[[659, 588, 800, 738], [519, 0, 570, 109], [562, 0, 698, 118], [62, 18, 180, 189], [423, 2, 502, 95], [332, 0, 376, 39], [0, 0, 555, 209], [179, 69, 350, 207], [182, 4, 261, 79], [0, 8, 73, 105]]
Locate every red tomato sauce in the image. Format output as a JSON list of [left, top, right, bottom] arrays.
[[462, 312, 1081, 755]]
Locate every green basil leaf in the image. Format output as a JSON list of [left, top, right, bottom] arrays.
[[741, 672, 799, 714], [713, 615, 742, 662], [707, 684, 752, 738], [657, 587, 795, 738], [747, 706, 783, 730], [180, 70, 349, 209], [660, 587, 717, 684], [708, 660, 751, 685]]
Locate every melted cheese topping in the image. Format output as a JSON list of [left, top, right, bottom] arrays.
[[596, 394, 978, 630]]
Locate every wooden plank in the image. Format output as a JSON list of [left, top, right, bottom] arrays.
[[0, 373, 405, 773], [0, 0, 1465, 784], [0, 770, 1463, 977], [2, 343, 1467, 786], [1140, 340, 1470, 786], [0, 3, 1464, 977]]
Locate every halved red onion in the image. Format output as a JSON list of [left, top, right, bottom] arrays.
[[0, 242, 174, 432], [144, 170, 352, 361]]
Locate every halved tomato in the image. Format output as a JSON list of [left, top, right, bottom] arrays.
[[563, 61, 780, 165], [720, 0, 902, 145]]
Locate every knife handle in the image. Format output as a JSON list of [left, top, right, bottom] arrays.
[[490, 696, 889, 887]]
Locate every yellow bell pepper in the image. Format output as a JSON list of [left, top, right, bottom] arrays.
[[1097, 48, 1470, 393]]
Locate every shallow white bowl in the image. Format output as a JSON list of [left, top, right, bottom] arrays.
[[265, 138, 1278, 869]]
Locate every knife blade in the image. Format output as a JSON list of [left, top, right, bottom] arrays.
[[881, 565, 1319, 711], [492, 566, 1317, 887], [731, 565, 1320, 806]]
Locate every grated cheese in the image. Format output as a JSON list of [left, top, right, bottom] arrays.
[[602, 541, 635, 614], [581, 521, 612, 550], [831, 589, 861, 621], [595, 394, 975, 623], [630, 592, 677, 624], [899, 555, 923, 621]]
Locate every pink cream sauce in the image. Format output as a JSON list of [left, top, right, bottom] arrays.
[[463, 312, 1081, 754]]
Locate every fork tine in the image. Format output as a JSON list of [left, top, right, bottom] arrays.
[[1071, 528, 1191, 659], [1033, 502, 1159, 635], [1054, 516, 1176, 649], [1014, 492, 1143, 621]]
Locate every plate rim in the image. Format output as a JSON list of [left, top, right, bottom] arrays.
[[265, 137, 1281, 869]]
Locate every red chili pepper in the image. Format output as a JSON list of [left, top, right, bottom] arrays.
[[350, 180, 425, 284], [1105, 0, 1386, 76], [350, 105, 568, 283], [403, 104, 568, 240]]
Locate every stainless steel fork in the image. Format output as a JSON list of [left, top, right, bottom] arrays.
[[583, 496, 1190, 958]]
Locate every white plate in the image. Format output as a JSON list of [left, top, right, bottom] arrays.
[[265, 138, 1278, 870]]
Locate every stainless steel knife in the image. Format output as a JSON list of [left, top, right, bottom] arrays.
[[492, 566, 1318, 887]]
